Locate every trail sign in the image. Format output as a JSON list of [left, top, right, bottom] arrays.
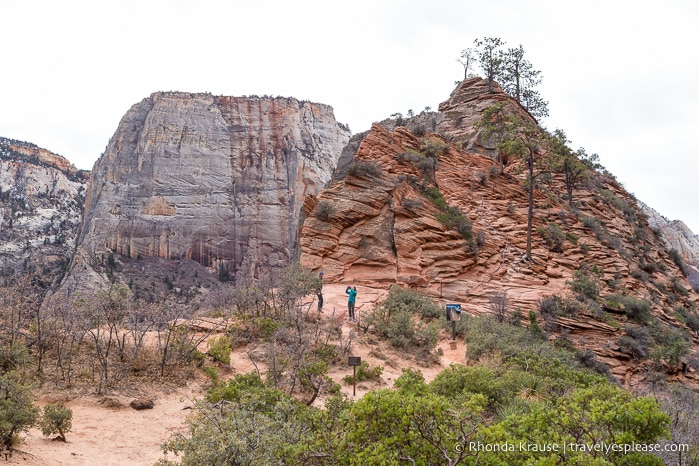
[[348, 356, 362, 396], [348, 357, 362, 367], [446, 304, 461, 322]]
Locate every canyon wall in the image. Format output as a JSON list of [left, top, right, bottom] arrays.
[[60, 93, 350, 297]]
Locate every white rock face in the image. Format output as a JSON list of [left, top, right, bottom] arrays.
[[0, 137, 88, 278], [62, 92, 350, 294], [640, 201, 699, 286]]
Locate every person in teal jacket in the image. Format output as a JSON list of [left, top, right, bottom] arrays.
[[345, 286, 357, 321]]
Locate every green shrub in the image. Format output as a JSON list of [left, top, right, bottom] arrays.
[[465, 315, 545, 362], [581, 215, 604, 237], [435, 207, 473, 240], [342, 362, 383, 385], [422, 186, 448, 211], [566, 265, 604, 301], [40, 403, 73, 442], [620, 295, 652, 323], [0, 372, 39, 451], [418, 136, 447, 159], [630, 268, 650, 282], [368, 289, 440, 356], [617, 333, 649, 359], [207, 335, 232, 366], [0, 343, 31, 373], [537, 223, 567, 252], [378, 285, 442, 320], [674, 305, 699, 333]]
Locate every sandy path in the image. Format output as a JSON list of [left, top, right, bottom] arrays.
[[8, 382, 204, 466], [8, 284, 466, 465]]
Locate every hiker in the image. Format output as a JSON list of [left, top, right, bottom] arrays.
[[345, 285, 357, 321], [316, 271, 324, 313]]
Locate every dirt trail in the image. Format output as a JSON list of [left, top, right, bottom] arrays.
[[9, 284, 467, 465]]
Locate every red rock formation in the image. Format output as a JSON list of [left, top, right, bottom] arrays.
[[300, 79, 699, 385]]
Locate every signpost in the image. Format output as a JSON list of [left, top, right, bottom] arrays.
[[446, 304, 461, 345], [348, 356, 361, 396]]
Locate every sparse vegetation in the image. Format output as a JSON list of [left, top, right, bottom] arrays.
[[347, 160, 382, 178], [367, 286, 441, 359], [313, 200, 335, 221], [342, 361, 383, 385], [566, 264, 604, 301]]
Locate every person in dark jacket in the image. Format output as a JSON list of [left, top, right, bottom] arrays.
[[346, 286, 357, 321], [316, 271, 324, 313]]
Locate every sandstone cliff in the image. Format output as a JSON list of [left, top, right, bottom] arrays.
[[641, 201, 699, 288], [0, 137, 88, 283], [59, 92, 350, 299], [300, 78, 699, 384]]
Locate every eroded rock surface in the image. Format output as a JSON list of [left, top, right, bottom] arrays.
[[60, 93, 350, 297]]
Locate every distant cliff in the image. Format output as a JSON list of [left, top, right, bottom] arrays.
[[58, 92, 350, 298], [0, 137, 88, 283], [641, 201, 699, 288]]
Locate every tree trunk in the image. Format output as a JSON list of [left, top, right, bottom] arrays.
[[526, 151, 534, 261]]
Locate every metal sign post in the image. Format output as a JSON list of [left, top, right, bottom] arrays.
[[348, 356, 361, 396]]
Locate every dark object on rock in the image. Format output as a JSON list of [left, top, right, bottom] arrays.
[[129, 398, 154, 410]]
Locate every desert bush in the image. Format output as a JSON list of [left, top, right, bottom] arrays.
[[378, 285, 442, 321], [207, 335, 232, 366], [313, 200, 335, 221], [649, 322, 691, 367], [418, 136, 447, 159], [422, 186, 448, 211], [669, 249, 689, 277], [674, 305, 699, 333], [436, 207, 473, 240], [400, 197, 423, 212], [0, 372, 39, 453], [465, 315, 546, 362], [631, 268, 650, 282], [617, 326, 650, 359], [488, 290, 509, 322], [40, 402, 72, 442], [347, 160, 382, 178], [537, 223, 567, 252], [576, 350, 611, 376], [0, 343, 31, 373], [670, 276, 689, 296], [581, 215, 604, 238], [538, 294, 581, 317], [566, 265, 604, 301], [342, 361, 383, 385], [472, 170, 488, 185], [368, 287, 441, 357], [621, 295, 652, 323]]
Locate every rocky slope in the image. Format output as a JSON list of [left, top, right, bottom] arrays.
[[58, 93, 350, 300], [300, 78, 699, 385], [0, 137, 88, 283], [641, 201, 699, 288]]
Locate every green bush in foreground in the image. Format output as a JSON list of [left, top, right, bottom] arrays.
[[40, 402, 73, 442], [0, 372, 39, 453], [158, 312, 672, 465]]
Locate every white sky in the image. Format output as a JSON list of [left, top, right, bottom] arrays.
[[2, 0, 698, 232]]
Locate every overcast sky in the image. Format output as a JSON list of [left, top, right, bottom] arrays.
[[2, 0, 698, 232]]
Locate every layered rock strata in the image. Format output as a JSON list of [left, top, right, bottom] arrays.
[[300, 79, 698, 385], [61, 93, 350, 295]]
